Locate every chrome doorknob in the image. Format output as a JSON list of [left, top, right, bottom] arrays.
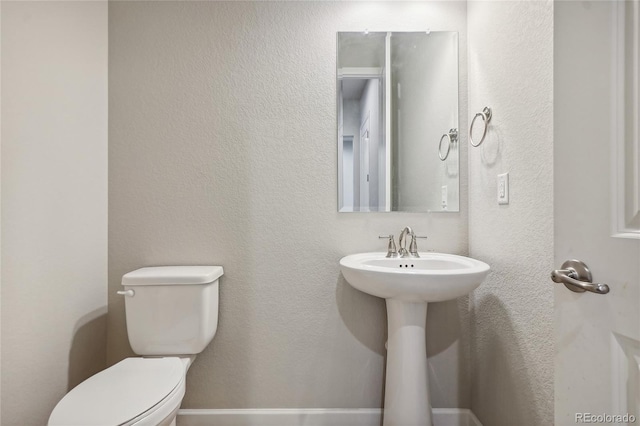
[[551, 260, 609, 294]]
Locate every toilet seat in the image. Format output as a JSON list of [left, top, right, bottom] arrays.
[[48, 357, 185, 426]]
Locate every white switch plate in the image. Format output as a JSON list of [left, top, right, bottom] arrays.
[[441, 185, 448, 209], [498, 172, 509, 205]]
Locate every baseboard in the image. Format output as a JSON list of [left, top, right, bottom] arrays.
[[177, 408, 482, 426]]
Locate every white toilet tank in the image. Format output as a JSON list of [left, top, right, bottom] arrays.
[[121, 266, 223, 356]]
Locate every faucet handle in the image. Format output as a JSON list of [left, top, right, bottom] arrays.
[[379, 235, 398, 258], [409, 235, 428, 257]]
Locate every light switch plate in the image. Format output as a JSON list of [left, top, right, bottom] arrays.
[[498, 172, 509, 205], [441, 185, 448, 209]]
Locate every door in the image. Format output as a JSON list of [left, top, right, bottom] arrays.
[[360, 115, 371, 211], [555, 2, 640, 425]]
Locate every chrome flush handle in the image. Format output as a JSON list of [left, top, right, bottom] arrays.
[[551, 260, 609, 294]]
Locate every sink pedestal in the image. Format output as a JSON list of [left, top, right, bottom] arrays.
[[384, 299, 432, 426], [339, 252, 490, 426]]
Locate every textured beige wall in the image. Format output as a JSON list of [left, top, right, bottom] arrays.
[[1, 2, 108, 425], [467, 1, 554, 425], [108, 1, 470, 409]]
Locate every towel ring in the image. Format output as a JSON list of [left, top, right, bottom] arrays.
[[469, 107, 492, 147], [438, 128, 458, 161]]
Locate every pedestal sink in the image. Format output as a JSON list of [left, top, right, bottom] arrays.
[[339, 252, 490, 426]]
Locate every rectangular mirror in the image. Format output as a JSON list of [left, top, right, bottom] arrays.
[[337, 31, 459, 212]]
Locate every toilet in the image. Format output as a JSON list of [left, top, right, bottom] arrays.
[[48, 265, 223, 426]]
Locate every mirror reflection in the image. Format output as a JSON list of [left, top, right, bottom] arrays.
[[337, 32, 459, 212]]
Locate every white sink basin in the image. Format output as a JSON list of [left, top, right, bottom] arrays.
[[339, 252, 489, 426], [339, 252, 490, 302]]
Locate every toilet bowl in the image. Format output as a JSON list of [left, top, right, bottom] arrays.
[[49, 357, 192, 426], [48, 266, 223, 426]]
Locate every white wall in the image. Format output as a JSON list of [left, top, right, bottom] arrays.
[[108, 0, 469, 410], [467, 1, 554, 425], [1, 2, 108, 425]]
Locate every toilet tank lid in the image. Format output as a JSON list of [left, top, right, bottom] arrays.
[[122, 266, 223, 286]]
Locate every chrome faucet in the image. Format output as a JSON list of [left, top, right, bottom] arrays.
[[398, 226, 427, 258], [398, 226, 415, 257], [380, 228, 426, 258]]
